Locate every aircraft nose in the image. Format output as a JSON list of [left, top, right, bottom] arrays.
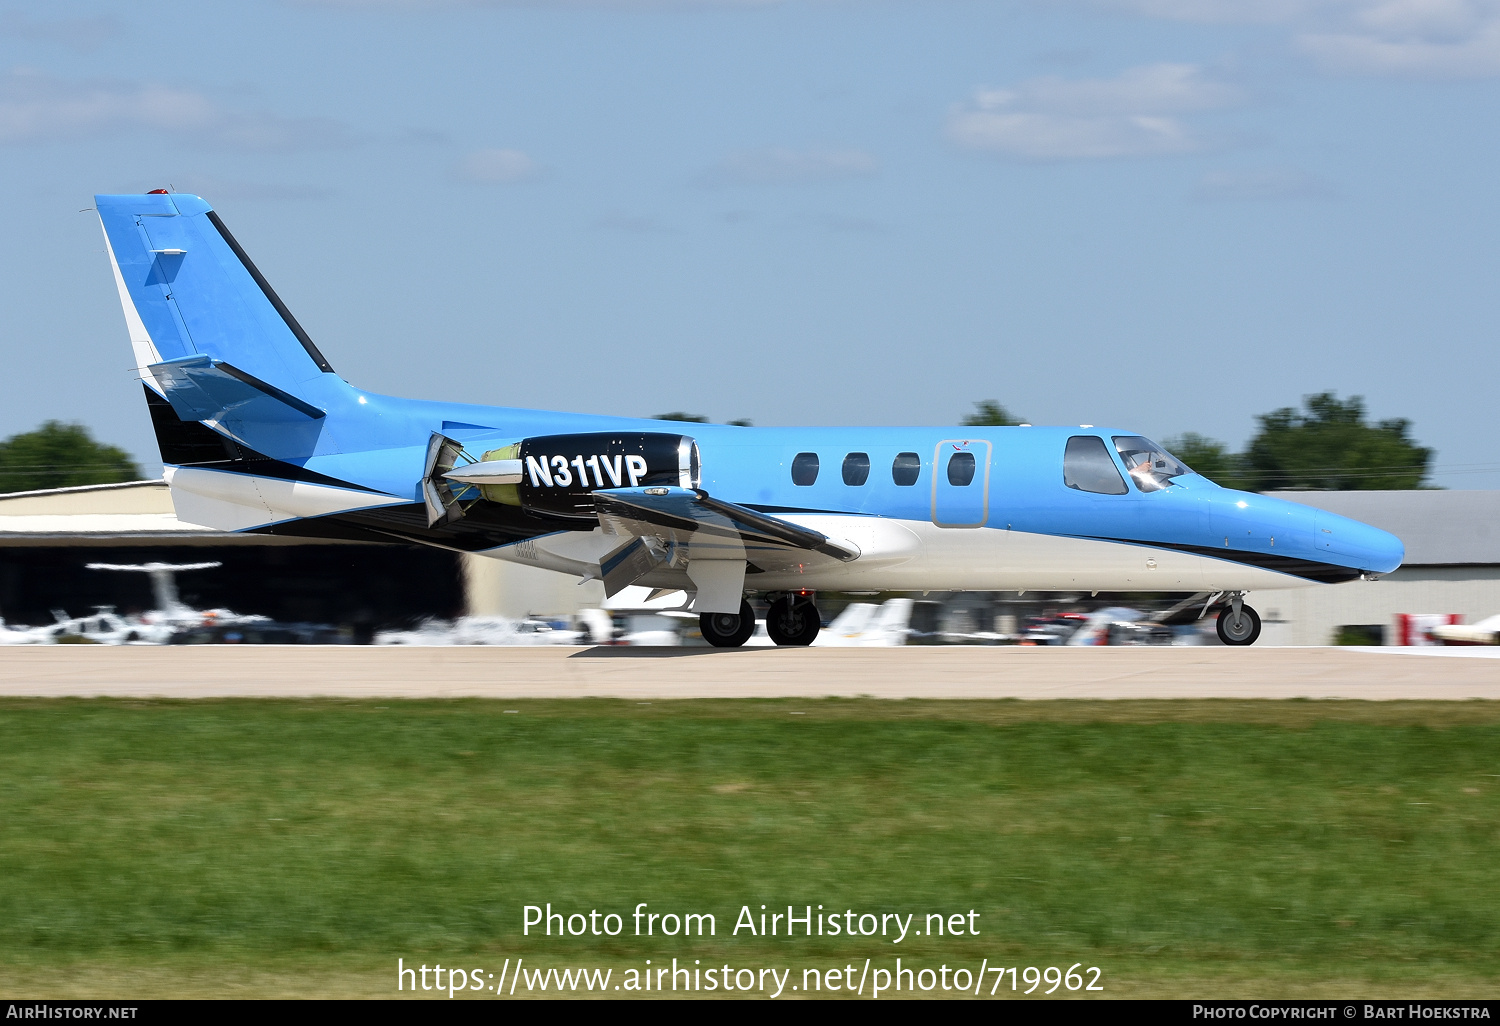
[[1314, 511, 1405, 575], [1360, 523, 1406, 575]]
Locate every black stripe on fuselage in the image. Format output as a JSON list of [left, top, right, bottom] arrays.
[[143, 384, 376, 492], [743, 503, 848, 516], [1086, 535, 1364, 584]]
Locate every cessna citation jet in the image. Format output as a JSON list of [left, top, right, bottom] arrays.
[[94, 192, 1405, 647]]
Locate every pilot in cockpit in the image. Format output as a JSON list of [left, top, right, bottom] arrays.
[[1113, 437, 1188, 492]]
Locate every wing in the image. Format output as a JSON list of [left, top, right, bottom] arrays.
[[592, 486, 858, 597]]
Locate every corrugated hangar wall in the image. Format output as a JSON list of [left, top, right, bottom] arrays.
[[462, 555, 605, 619], [1248, 569, 1500, 646]]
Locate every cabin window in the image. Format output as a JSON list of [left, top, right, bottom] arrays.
[[891, 452, 920, 486], [946, 451, 977, 486], [842, 452, 870, 486], [1064, 436, 1128, 495], [791, 452, 820, 486], [1112, 435, 1189, 492]]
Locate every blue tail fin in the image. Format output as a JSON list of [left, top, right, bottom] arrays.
[[96, 191, 338, 396], [96, 192, 351, 461]]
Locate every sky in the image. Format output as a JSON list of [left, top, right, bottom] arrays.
[[0, 0, 1497, 487]]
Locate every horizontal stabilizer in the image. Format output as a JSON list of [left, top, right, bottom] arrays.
[[149, 354, 326, 423], [594, 486, 859, 563]]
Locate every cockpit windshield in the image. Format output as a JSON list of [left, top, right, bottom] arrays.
[[1112, 436, 1190, 492]]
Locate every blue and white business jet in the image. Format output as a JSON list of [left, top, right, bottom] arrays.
[[95, 191, 1404, 647]]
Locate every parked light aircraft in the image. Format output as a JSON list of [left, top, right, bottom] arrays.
[[85, 560, 237, 626], [0, 607, 172, 646], [811, 598, 914, 647], [1430, 615, 1500, 646], [93, 192, 1405, 647], [0, 562, 263, 645]]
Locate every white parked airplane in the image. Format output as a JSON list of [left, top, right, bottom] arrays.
[[0, 607, 173, 646], [812, 598, 914, 647], [0, 562, 263, 645], [1430, 615, 1500, 646]]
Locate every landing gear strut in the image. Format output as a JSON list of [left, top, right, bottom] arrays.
[[767, 592, 821, 647], [1216, 593, 1262, 646], [700, 599, 756, 648]]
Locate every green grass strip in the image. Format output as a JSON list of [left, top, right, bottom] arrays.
[[1, 698, 1498, 997]]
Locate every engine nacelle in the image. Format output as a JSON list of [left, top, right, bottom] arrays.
[[476, 432, 700, 520]]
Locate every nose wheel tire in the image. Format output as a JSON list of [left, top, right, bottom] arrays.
[[767, 597, 821, 647], [1216, 604, 1262, 646], [700, 599, 756, 648]]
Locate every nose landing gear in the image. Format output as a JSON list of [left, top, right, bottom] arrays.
[[1216, 593, 1262, 646]]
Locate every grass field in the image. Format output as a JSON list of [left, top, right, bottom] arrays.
[[2, 698, 1499, 998]]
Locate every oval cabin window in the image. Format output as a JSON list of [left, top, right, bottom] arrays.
[[842, 452, 871, 486], [791, 452, 820, 486], [891, 452, 920, 486], [947, 451, 977, 487]]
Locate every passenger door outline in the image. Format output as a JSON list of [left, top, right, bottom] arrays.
[[931, 439, 992, 529]]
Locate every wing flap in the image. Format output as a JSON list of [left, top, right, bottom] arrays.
[[592, 486, 858, 595]]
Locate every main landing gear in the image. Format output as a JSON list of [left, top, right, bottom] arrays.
[[698, 593, 823, 648], [700, 599, 756, 649], [1216, 593, 1262, 646], [765, 592, 821, 647]]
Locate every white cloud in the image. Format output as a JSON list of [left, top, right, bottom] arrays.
[[947, 64, 1239, 159], [0, 69, 351, 149], [453, 147, 541, 184], [1194, 167, 1335, 199], [1083, 0, 1500, 77], [700, 146, 879, 184], [1298, 1, 1500, 76]]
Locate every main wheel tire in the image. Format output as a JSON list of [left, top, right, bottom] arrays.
[[766, 597, 821, 647], [700, 599, 756, 648], [1216, 604, 1262, 646]]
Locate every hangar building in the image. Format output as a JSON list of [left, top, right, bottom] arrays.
[[0, 480, 463, 635]]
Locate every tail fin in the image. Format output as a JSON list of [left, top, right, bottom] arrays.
[[95, 192, 341, 448]]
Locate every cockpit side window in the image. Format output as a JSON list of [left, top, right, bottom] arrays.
[[1112, 436, 1189, 493], [1064, 436, 1128, 495], [791, 452, 820, 486]]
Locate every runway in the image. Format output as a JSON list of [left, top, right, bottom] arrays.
[[0, 645, 1496, 699]]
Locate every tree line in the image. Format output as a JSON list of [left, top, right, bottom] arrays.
[[0, 421, 140, 495]]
